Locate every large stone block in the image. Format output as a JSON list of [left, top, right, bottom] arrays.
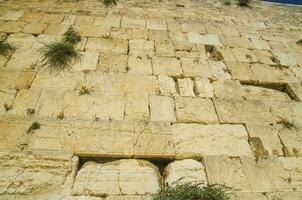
[[172, 124, 252, 158], [150, 96, 175, 122], [129, 39, 154, 56], [278, 157, 302, 191], [175, 97, 218, 124], [213, 98, 274, 123], [72, 159, 161, 196], [152, 57, 182, 77], [85, 38, 128, 55], [164, 159, 207, 186], [188, 33, 221, 46]]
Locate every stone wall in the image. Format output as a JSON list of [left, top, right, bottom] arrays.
[[0, 0, 302, 199]]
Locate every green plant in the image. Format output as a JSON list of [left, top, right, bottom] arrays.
[[153, 183, 234, 200], [0, 40, 15, 57], [224, 0, 231, 6], [62, 26, 82, 45], [237, 0, 250, 7], [297, 39, 302, 45], [27, 121, 41, 133], [39, 42, 81, 73], [102, 0, 118, 6]]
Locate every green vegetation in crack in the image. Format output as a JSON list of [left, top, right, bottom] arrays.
[[102, 0, 118, 7], [0, 40, 15, 57], [62, 26, 82, 45], [27, 121, 41, 134], [237, 0, 250, 7], [153, 183, 235, 200]]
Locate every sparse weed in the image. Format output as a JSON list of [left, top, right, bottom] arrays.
[[78, 85, 93, 95], [237, 0, 250, 7], [26, 108, 35, 116], [224, 0, 231, 6], [153, 183, 234, 200], [0, 40, 15, 57], [297, 39, 302, 45], [62, 26, 82, 45], [27, 121, 41, 134], [4, 103, 12, 111], [102, 0, 118, 6], [57, 111, 65, 120]]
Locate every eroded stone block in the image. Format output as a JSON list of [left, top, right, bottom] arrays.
[[150, 95, 175, 122], [177, 78, 195, 97], [152, 57, 182, 77]]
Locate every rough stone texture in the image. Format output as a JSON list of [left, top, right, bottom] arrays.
[[0, 0, 302, 198], [72, 159, 161, 196], [172, 124, 252, 158], [175, 97, 218, 124], [164, 159, 207, 186]]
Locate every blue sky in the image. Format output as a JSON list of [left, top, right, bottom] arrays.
[[263, 0, 302, 5]]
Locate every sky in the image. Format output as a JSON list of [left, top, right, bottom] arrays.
[[263, 0, 302, 5]]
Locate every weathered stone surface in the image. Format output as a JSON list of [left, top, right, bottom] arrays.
[[0, 70, 35, 91], [204, 156, 251, 192], [235, 193, 267, 200], [180, 58, 211, 78], [121, 17, 146, 29], [40, 14, 64, 24], [164, 159, 207, 186], [232, 48, 258, 63], [246, 123, 283, 156], [158, 75, 177, 96], [152, 57, 182, 77], [22, 22, 47, 34], [73, 51, 99, 72], [172, 124, 252, 158], [129, 39, 154, 56], [5, 49, 40, 70], [194, 78, 214, 98], [278, 157, 302, 191], [177, 78, 195, 97], [0, 150, 74, 195], [266, 192, 302, 200], [212, 80, 242, 99], [72, 159, 161, 196], [276, 125, 302, 157], [0, 11, 24, 21], [150, 96, 175, 122], [127, 56, 152, 75], [175, 97, 218, 124], [147, 19, 167, 31], [213, 98, 274, 123], [6, 33, 37, 49], [98, 53, 127, 73], [85, 38, 128, 55], [188, 33, 221, 46], [0, 91, 15, 115], [208, 61, 231, 80], [241, 85, 291, 101]]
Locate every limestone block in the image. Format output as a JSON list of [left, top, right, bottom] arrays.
[[0, 150, 74, 195], [129, 39, 154, 56], [98, 53, 128, 73], [241, 156, 292, 192], [86, 38, 128, 55], [93, 16, 121, 28], [111, 28, 132, 40], [31, 34, 59, 50], [273, 52, 297, 67], [10, 89, 42, 117], [241, 85, 291, 101], [23, 23, 48, 34], [172, 124, 252, 158], [278, 157, 302, 191], [236, 193, 267, 200], [75, 16, 95, 26], [175, 97, 218, 124], [208, 61, 231, 80], [254, 49, 276, 65], [0, 21, 26, 33], [134, 121, 174, 158], [72, 160, 161, 196], [27, 124, 134, 156], [188, 32, 221, 46], [121, 17, 146, 29], [180, 58, 212, 78], [266, 192, 302, 200], [9, 31, 34, 47], [212, 80, 242, 99], [73, 51, 99, 72], [20, 12, 44, 23], [246, 123, 283, 156], [155, 41, 175, 57], [152, 57, 182, 77], [150, 95, 175, 122], [251, 38, 271, 50], [5, 49, 40, 70], [149, 29, 169, 42], [0, 122, 27, 149], [44, 24, 70, 35], [215, 47, 237, 62], [147, 19, 167, 31], [62, 196, 103, 200], [225, 62, 256, 82], [0, 11, 24, 21], [62, 91, 125, 121], [250, 64, 281, 83], [277, 126, 302, 157], [41, 14, 64, 24], [174, 42, 200, 58], [127, 56, 152, 75], [181, 23, 206, 34], [213, 98, 274, 123], [177, 78, 195, 97], [219, 24, 240, 36], [194, 78, 214, 98], [203, 156, 251, 192], [158, 75, 177, 96], [74, 25, 110, 38], [125, 94, 149, 120], [0, 70, 35, 91], [164, 159, 207, 186], [232, 48, 258, 63], [61, 15, 77, 25], [31, 72, 83, 91], [132, 28, 148, 39], [222, 36, 253, 49], [36, 90, 64, 119]]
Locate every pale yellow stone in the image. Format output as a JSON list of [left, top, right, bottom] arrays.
[[152, 57, 182, 76], [150, 95, 175, 122], [127, 56, 152, 75], [177, 78, 195, 97], [129, 39, 154, 56], [158, 75, 177, 96], [194, 78, 214, 98]]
